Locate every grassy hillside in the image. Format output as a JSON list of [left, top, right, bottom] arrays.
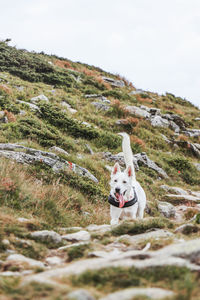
[[0, 40, 200, 299]]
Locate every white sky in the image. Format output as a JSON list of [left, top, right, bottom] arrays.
[[0, 0, 200, 108]]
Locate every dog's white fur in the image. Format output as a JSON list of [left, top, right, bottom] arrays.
[[109, 132, 146, 225]]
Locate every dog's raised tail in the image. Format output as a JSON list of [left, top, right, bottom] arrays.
[[118, 132, 136, 180]]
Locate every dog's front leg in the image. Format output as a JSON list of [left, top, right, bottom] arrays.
[[110, 206, 121, 225]]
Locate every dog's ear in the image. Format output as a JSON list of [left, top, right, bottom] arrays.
[[112, 162, 121, 175], [126, 165, 133, 178]]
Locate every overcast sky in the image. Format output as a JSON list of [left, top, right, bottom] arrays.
[[1, 0, 200, 108]]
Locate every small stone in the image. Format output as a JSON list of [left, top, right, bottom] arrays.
[[62, 231, 90, 242], [45, 256, 63, 266], [16, 100, 40, 111], [91, 102, 110, 111], [2, 239, 10, 246], [150, 115, 169, 128], [67, 289, 95, 300], [30, 230, 62, 244], [102, 76, 125, 87], [157, 201, 176, 218], [17, 217, 30, 223], [31, 94, 49, 103], [49, 146, 69, 156]]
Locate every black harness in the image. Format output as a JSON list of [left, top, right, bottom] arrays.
[[108, 188, 138, 208]]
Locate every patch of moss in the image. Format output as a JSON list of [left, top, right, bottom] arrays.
[[111, 218, 173, 236], [67, 244, 90, 261]]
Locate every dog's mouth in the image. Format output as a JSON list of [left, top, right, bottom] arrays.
[[115, 193, 125, 208]]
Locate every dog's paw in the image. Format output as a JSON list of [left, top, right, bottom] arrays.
[[110, 219, 119, 226]]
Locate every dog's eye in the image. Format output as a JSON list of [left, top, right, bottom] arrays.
[[123, 180, 127, 184], [114, 179, 118, 182]]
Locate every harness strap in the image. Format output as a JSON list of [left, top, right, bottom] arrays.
[[108, 188, 138, 208]]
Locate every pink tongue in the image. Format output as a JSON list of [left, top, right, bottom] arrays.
[[118, 194, 125, 208]]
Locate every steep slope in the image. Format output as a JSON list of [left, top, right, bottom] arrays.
[[0, 40, 200, 299]]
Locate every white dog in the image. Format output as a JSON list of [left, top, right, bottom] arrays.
[[109, 132, 146, 225]]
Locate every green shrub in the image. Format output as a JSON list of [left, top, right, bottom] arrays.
[[166, 156, 200, 185], [0, 41, 74, 87], [0, 92, 20, 113], [67, 244, 89, 261]]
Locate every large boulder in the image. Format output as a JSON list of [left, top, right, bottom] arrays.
[[157, 201, 176, 218]]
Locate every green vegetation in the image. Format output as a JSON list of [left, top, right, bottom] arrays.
[[71, 265, 198, 298], [111, 217, 173, 236]]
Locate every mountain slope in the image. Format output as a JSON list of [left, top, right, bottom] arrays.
[[0, 40, 200, 299]]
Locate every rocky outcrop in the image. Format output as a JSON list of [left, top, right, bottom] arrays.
[[91, 102, 110, 111], [30, 230, 62, 244], [0, 143, 98, 183], [102, 76, 125, 87], [16, 100, 40, 112], [103, 151, 168, 178], [183, 129, 200, 138], [30, 94, 49, 103], [124, 105, 187, 133]]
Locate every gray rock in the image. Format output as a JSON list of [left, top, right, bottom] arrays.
[[19, 110, 26, 116], [61, 101, 77, 114], [0, 111, 5, 118], [68, 289, 95, 300], [16, 100, 40, 111], [133, 152, 168, 178], [15, 86, 24, 92], [49, 146, 69, 156], [158, 201, 176, 218], [85, 94, 110, 103], [30, 230, 62, 244], [7, 254, 45, 268], [183, 129, 200, 138], [118, 229, 173, 244], [62, 231, 90, 242], [100, 287, 175, 300], [45, 256, 63, 266], [164, 194, 200, 205], [125, 106, 150, 118], [102, 76, 125, 87], [194, 163, 200, 171], [0, 143, 98, 183], [150, 115, 169, 128], [0, 116, 8, 123], [194, 117, 200, 121], [58, 242, 89, 251], [160, 185, 188, 195], [161, 134, 171, 144], [86, 224, 112, 233], [91, 102, 110, 111], [169, 121, 180, 133], [103, 152, 168, 178], [31, 94, 49, 103], [130, 89, 147, 95]]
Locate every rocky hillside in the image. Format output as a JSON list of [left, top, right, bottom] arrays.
[[0, 40, 200, 299]]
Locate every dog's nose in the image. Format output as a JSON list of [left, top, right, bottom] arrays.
[[115, 188, 120, 194]]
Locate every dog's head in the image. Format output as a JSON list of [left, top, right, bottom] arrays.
[[110, 162, 134, 201]]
